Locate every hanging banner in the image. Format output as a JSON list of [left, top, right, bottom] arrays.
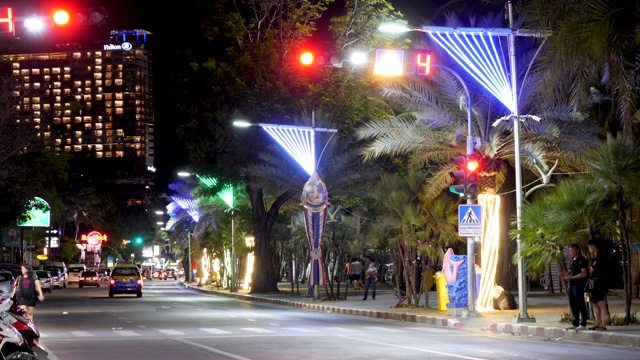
[[18, 197, 50, 227], [302, 172, 328, 286]]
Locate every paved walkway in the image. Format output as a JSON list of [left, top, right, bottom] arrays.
[[178, 280, 640, 349]]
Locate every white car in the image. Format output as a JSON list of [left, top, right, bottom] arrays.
[[67, 264, 86, 284]]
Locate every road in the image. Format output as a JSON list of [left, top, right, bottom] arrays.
[[35, 280, 640, 360]]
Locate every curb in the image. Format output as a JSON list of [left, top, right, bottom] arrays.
[[486, 323, 640, 348], [183, 283, 465, 329]]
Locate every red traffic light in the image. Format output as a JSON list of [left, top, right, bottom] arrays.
[[466, 159, 479, 172], [300, 51, 314, 66], [52, 9, 70, 25]]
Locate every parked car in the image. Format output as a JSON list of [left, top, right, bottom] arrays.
[[35, 270, 53, 293], [79, 271, 100, 288], [46, 268, 67, 289], [0, 270, 15, 298]]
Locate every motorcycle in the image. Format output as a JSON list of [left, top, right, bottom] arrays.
[[0, 298, 47, 359]]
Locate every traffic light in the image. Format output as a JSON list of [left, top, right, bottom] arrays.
[[134, 237, 143, 245], [449, 154, 481, 198], [298, 50, 345, 68], [373, 49, 432, 77], [51, 7, 107, 27], [465, 154, 480, 197], [449, 155, 467, 197]]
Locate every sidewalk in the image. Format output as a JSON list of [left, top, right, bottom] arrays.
[[179, 280, 640, 348]]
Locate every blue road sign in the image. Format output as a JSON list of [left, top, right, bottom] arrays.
[[458, 204, 482, 237]]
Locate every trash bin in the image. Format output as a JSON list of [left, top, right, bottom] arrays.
[[434, 271, 449, 311]]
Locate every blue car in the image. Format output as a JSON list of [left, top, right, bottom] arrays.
[[108, 265, 142, 298]]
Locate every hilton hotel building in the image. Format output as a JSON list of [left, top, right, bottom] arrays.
[[1, 29, 154, 203]]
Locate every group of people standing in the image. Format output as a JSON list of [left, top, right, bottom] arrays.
[[346, 257, 378, 300], [565, 239, 608, 331]]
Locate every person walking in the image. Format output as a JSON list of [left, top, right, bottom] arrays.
[[12, 264, 45, 321], [350, 258, 362, 290], [362, 258, 378, 300], [564, 243, 589, 330], [587, 239, 608, 331]]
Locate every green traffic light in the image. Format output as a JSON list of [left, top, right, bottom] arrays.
[[135, 237, 143, 245]]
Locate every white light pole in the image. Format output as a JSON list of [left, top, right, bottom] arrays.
[[230, 205, 237, 293], [187, 232, 192, 282]]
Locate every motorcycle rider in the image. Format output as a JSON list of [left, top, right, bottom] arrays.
[[12, 265, 45, 321]]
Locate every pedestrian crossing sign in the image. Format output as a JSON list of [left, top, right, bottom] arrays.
[[458, 204, 482, 237]]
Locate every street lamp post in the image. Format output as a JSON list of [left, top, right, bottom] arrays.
[[187, 232, 192, 283], [230, 208, 237, 292]]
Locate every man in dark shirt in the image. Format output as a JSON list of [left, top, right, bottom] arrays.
[[564, 243, 589, 330]]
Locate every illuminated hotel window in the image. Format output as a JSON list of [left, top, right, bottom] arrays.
[[117, 64, 123, 70], [95, 65, 102, 71], [20, 69, 29, 75], [64, 89, 70, 95], [64, 110, 71, 116], [83, 95, 91, 101], [63, 117, 71, 124], [43, 68, 50, 74], [34, 111, 40, 118], [95, 144, 103, 151], [23, 76, 29, 82], [12, 91, 19, 97], [83, 116, 91, 123], [64, 74, 70, 80], [95, 94, 103, 100], [95, 80, 102, 86], [64, 67, 70, 73], [84, 124, 92, 130], [23, 98, 29, 104], [12, 63, 18, 69], [84, 87, 91, 94], [53, 82, 61, 89], [106, 137, 113, 142], [74, 95, 81, 101], [84, 80, 91, 87], [85, 52, 91, 57], [74, 117, 82, 123], [73, 81, 81, 88], [115, 100, 123, 107], [106, 108, 113, 114], [24, 84, 30, 90], [53, 118, 61, 124], [115, 79, 123, 86], [75, 138, 82, 145], [52, 68, 60, 74], [65, 138, 71, 144], [64, 146, 71, 152], [55, 96, 61, 102], [74, 145, 82, 151], [94, 73, 102, 80], [104, 93, 113, 100], [105, 72, 112, 79], [115, 93, 123, 100], [106, 65, 112, 71], [44, 75, 50, 81], [12, 70, 18, 76], [135, 100, 141, 106], [33, 83, 41, 89], [74, 131, 82, 138], [95, 152, 103, 158], [105, 80, 112, 86], [116, 129, 124, 136], [23, 105, 30, 110], [73, 53, 81, 59], [34, 125, 41, 130], [32, 104, 40, 110], [95, 123, 103, 129], [53, 89, 61, 95], [115, 151, 124, 157], [86, 66, 92, 72], [32, 69, 40, 75], [54, 139, 61, 145], [44, 132, 50, 138], [115, 108, 123, 114], [105, 152, 113, 158], [43, 104, 50, 110], [32, 97, 40, 103]]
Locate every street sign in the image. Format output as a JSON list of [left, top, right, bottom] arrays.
[[458, 204, 482, 237]]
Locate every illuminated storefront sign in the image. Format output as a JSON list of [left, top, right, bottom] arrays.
[[103, 42, 132, 51], [81, 231, 107, 245]]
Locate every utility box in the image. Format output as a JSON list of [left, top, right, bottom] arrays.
[[434, 271, 449, 311]]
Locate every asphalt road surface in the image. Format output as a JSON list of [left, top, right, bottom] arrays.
[[34, 280, 640, 360]]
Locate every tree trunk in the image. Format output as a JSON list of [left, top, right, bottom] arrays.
[[615, 188, 632, 324], [248, 182, 297, 294]]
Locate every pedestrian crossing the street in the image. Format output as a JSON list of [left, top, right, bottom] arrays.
[[39, 325, 466, 340]]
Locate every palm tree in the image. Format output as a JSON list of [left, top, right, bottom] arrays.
[[584, 134, 640, 323], [522, 0, 640, 145]]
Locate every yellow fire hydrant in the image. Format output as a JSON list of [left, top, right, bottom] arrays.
[[434, 271, 449, 311]]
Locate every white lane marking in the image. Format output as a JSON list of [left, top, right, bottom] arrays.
[[363, 326, 405, 333], [158, 329, 185, 335], [242, 328, 274, 333], [200, 328, 231, 335], [174, 338, 252, 360], [113, 330, 140, 336], [70, 331, 94, 337], [247, 319, 257, 322], [338, 335, 487, 360], [282, 327, 319, 333], [324, 327, 362, 333]]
